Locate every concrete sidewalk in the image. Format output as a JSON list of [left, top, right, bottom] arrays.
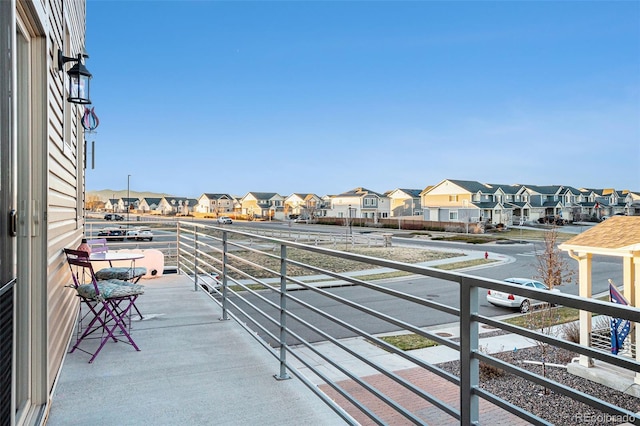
[[287, 320, 536, 425], [289, 319, 536, 386]]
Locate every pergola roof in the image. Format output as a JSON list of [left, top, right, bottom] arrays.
[[559, 216, 640, 256]]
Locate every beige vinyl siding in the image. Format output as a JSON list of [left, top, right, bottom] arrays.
[[424, 193, 473, 206], [45, 0, 87, 393]]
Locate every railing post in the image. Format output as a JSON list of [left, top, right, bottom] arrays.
[[176, 221, 181, 274], [220, 231, 229, 321], [193, 225, 198, 291], [460, 278, 479, 425], [274, 244, 291, 380]]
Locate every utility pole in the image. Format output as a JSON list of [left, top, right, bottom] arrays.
[[127, 174, 131, 226]]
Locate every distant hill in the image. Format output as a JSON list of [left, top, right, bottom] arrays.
[[88, 189, 175, 201]]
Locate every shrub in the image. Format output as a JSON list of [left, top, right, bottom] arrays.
[[561, 321, 580, 343], [478, 344, 506, 380]]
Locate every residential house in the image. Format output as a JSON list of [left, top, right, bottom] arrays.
[[2, 0, 90, 421], [316, 195, 334, 219], [240, 192, 285, 220], [330, 187, 390, 222], [516, 185, 566, 222], [587, 188, 629, 217], [386, 188, 422, 217], [138, 197, 163, 214], [118, 197, 139, 213], [104, 198, 119, 212], [284, 193, 323, 219], [197, 193, 235, 215], [557, 186, 583, 222], [578, 188, 616, 219], [159, 197, 198, 215], [624, 190, 640, 216], [611, 190, 629, 215], [422, 179, 505, 224], [497, 184, 532, 225]]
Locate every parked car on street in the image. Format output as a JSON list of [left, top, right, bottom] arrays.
[[486, 278, 560, 313], [217, 216, 233, 224], [97, 228, 125, 241], [126, 229, 153, 241], [135, 230, 153, 241], [104, 213, 124, 221]]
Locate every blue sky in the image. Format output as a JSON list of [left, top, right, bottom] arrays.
[[85, 1, 640, 197]]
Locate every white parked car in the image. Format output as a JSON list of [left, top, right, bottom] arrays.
[[487, 278, 559, 313], [217, 216, 233, 224], [136, 230, 153, 241]]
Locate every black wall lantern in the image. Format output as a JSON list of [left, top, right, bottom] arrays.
[[58, 49, 92, 105]]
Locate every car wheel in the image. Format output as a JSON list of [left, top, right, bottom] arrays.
[[520, 299, 531, 313], [148, 238, 153, 241]]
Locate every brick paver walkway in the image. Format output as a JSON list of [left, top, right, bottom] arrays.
[[320, 365, 531, 425]]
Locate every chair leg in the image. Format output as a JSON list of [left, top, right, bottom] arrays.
[[72, 296, 141, 363], [70, 302, 112, 354]]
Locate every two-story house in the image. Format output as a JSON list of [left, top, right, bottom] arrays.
[[386, 188, 422, 217], [330, 187, 390, 222], [422, 179, 509, 225], [240, 192, 285, 220], [625, 191, 640, 216], [197, 193, 235, 215], [284, 193, 323, 219], [516, 185, 566, 222]]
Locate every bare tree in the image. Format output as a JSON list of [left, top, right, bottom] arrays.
[[527, 226, 575, 391], [535, 227, 573, 290], [85, 195, 104, 211]]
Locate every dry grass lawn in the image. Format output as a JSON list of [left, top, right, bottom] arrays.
[[226, 245, 461, 278]]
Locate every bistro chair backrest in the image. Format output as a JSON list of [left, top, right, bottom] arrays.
[[87, 238, 109, 254], [64, 248, 98, 291]]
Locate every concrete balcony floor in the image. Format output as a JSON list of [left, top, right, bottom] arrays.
[[45, 273, 344, 425]]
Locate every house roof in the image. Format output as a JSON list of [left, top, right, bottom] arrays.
[[246, 192, 280, 199], [559, 216, 640, 255], [397, 188, 422, 197], [203, 193, 233, 200], [522, 184, 564, 195], [488, 183, 521, 195], [336, 187, 384, 197], [288, 193, 320, 201], [142, 197, 162, 205], [561, 186, 583, 195], [163, 197, 198, 205], [446, 179, 493, 193]]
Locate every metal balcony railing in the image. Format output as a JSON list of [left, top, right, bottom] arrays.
[[173, 220, 640, 425]]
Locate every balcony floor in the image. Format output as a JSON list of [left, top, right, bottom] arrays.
[[45, 273, 344, 425]]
